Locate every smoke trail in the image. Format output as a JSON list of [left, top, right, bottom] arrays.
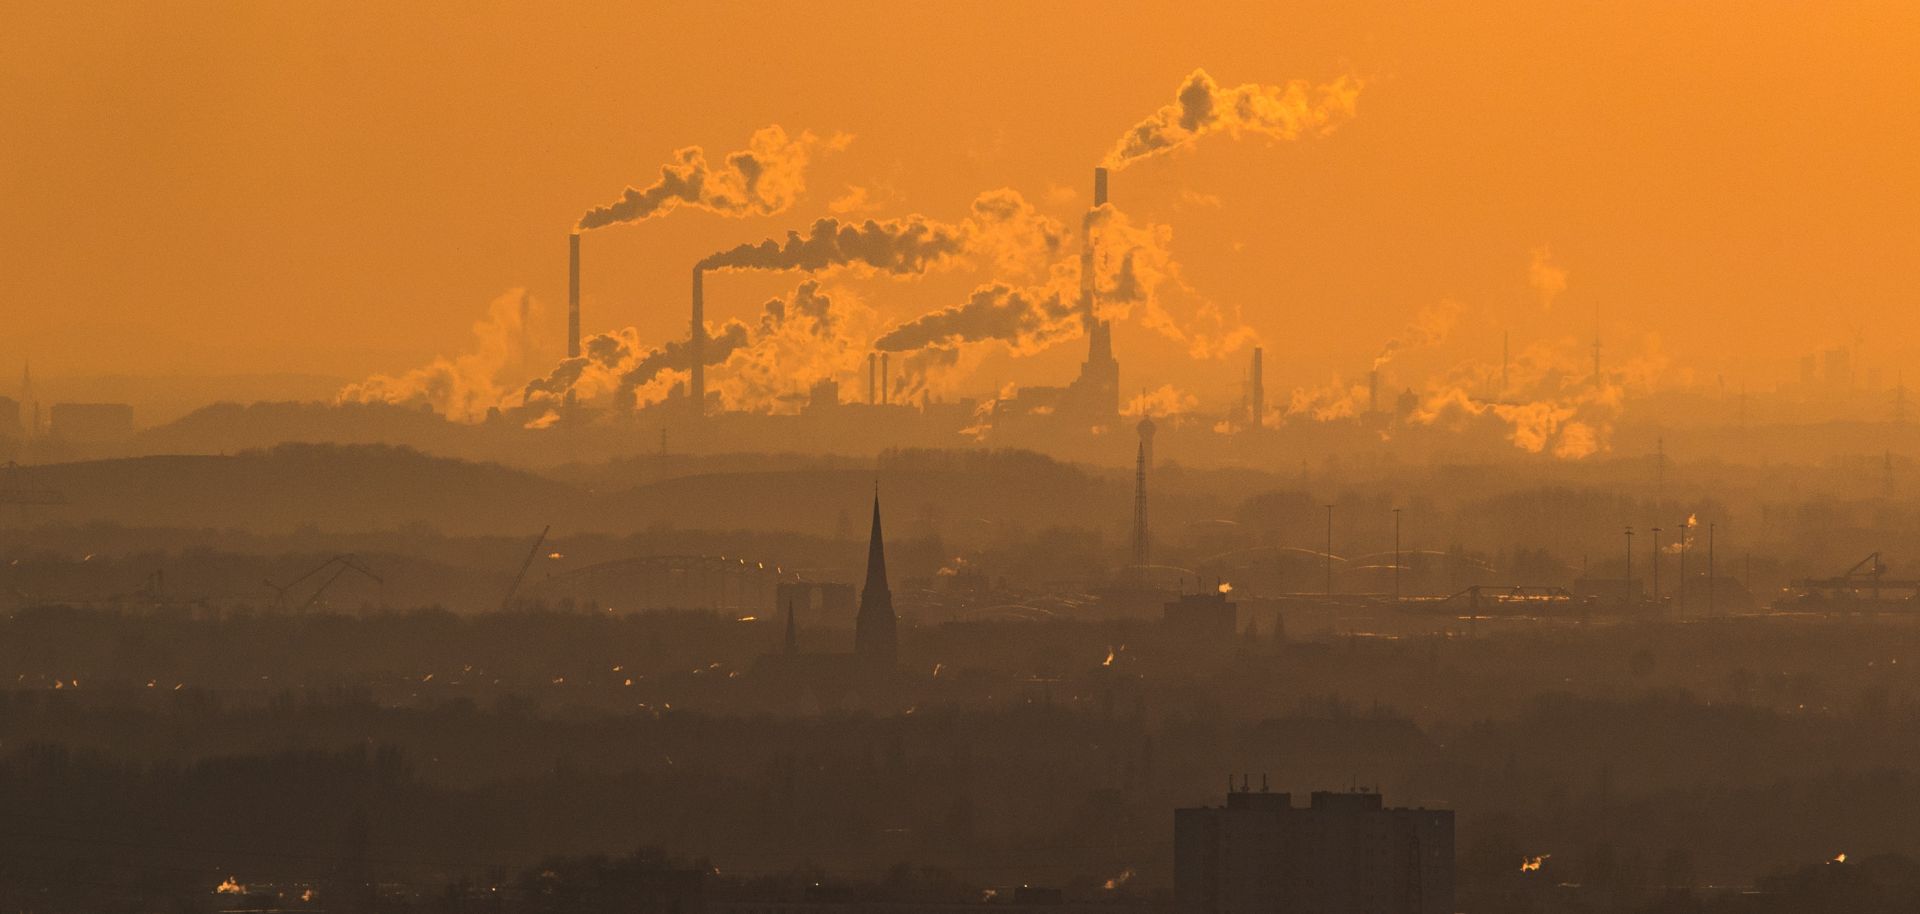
[[875, 284, 1078, 355], [1373, 300, 1461, 370], [697, 214, 968, 274], [1105, 68, 1363, 169], [1125, 384, 1199, 417], [578, 126, 849, 230], [1529, 246, 1568, 310], [696, 189, 1061, 276], [1409, 334, 1669, 459], [520, 281, 868, 412], [711, 281, 874, 412], [1285, 376, 1372, 422], [874, 202, 1168, 356], [337, 289, 552, 422]]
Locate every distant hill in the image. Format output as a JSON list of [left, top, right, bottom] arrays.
[[134, 400, 480, 457], [8, 443, 594, 535]]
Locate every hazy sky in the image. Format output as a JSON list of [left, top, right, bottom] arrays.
[[4, 1, 1916, 409]]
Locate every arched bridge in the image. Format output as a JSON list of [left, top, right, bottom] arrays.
[[522, 554, 804, 612]]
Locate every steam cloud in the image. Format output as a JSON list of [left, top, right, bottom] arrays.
[[522, 281, 867, 413], [694, 187, 1060, 277], [578, 126, 850, 230], [1373, 300, 1462, 370], [1529, 246, 1568, 310], [875, 202, 1168, 357], [337, 290, 551, 423], [1105, 68, 1364, 169]]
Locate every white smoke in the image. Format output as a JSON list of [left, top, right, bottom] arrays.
[[578, 126, 851, 230], [1105, 68, 1364, 169], [336, 289, 553, 422]]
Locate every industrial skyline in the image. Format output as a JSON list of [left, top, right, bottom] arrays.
[[5, 4, 1920, 912]]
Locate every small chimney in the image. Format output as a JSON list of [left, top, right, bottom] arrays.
[[690, 268, 706, 415], [1251, 347, 1265, 429], [567, 233, 581, 359], [868, 352, 878, 404], [1093, 167, 1108, 207], [880, 352, 890, 404]]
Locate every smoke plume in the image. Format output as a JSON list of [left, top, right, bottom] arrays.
[[520, 281, 867, 413], [1373, 300, 1461, 370], [1105, 68, 1363, 169], [874, 284, 1078, 355], [1529, 246, 1568, 310], [875, 201, 1168, 356], [1409, 334, 1670, 459], [578, 126, 849, 230], [337, 289, 551, 422], [695, 188, 1060, 278]]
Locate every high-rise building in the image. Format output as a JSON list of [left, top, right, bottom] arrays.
[[854, 492, 898, 668], [1175, 789, 1454, 914]]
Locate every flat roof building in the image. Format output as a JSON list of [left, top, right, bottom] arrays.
[[1175, 788, 1453, 914]]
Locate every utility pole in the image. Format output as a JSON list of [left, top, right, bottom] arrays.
[[1392, 507, 1403, 603], [1324, 504, 1335, 597], [1650, 526, 1662, 606], [1678, 517, 1690, 616], [1708, 522, 1716, 618], [1625, 526, 1635, 608]]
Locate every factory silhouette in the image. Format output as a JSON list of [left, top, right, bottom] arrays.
[[7, 8, 1920, 913]]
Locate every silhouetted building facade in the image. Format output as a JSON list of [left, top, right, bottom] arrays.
[[1175, 789, 1453, 914], [1164, 589, 1237, 641]]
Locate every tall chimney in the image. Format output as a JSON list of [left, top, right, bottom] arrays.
[[567, 233, 581, 359], [868, 352, 878, 404], [1501, 330, 1510, 397], [1093, 166, 1109, 207], [1369, 369, 1380, 415], [690, 268, 705, 415], [880, 352, 890, 404], [1251, 347, 1265, 429]]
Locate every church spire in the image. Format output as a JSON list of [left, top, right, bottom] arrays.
[[854, 489, 897, 668], [863, 488, 888, 596]]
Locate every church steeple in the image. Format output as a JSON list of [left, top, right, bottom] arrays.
[[854, 489, 897, 668]]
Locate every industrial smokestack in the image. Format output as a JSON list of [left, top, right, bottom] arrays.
[[881, 352, 890, 404], [1093, 167, 1109, 207], [567, 233, 581, 359], [1251, 347, 1264, 429], [1369, 368, 1379, 415], [1501, 330, 1510, 397], [690, 268, 706, 414], [868, 352, 878, 404]]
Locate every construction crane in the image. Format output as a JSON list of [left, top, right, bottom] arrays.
[[500, 525, 550, 612], [264, 554, 383, 612]]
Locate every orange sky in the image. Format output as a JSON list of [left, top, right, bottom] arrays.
[[3, 1, 1916, 413]]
